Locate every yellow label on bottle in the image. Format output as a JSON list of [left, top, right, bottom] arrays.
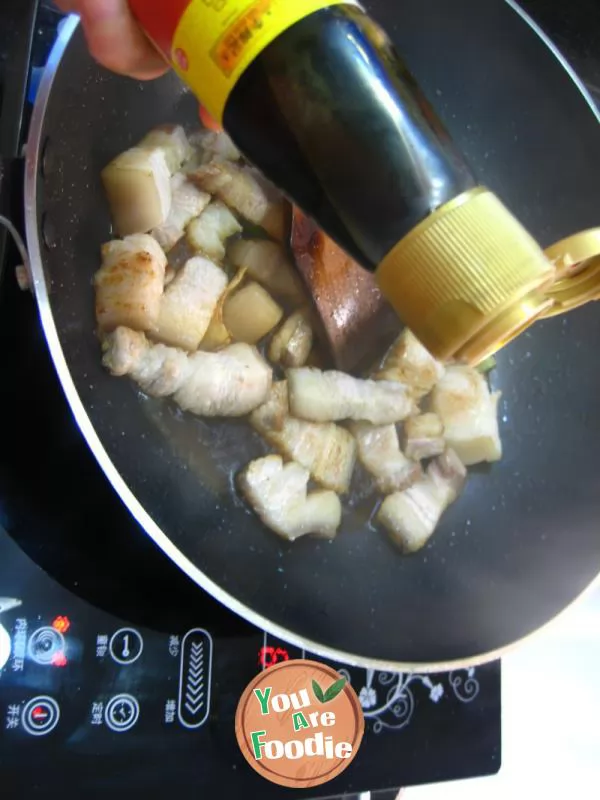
[[172, 0, 360, 123]]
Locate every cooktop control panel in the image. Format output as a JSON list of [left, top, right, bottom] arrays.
[[0, 531, 500, 797], [0, 601, 320, 749], [1, 611, 215, 742]]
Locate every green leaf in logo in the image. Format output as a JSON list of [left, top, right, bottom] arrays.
[[312, 679, 326, 703], [323, 677, 347, 703]]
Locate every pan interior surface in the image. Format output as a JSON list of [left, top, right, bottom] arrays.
[[27, 0, 600, 669]]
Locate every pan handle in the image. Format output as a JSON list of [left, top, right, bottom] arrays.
[[0, 0, 39, 159], [0, 0, 40, 289]]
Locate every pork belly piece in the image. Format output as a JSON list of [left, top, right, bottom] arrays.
[[350, 422, 421, 494], [228, 239, 307, 306], [403, 413, 446, 461], [187, 200, 242, 261], [430, 366, 502, 466], [103, 328, 272, 416], [151, 256, 227, 351], [377, 449, 466, 552], [102, 147, 171, 236], [269, 312, 313, 368], [375, 329, 445, 400], [239, 455, 342, 542], [140, 125, 193, 174], [95, 234, 167, 333], [152, 173, 210, 252], [191, 161, 287, 241], [190, 130, 241, 165], [287, 368, 414, 425], [250, 383, 356, 493]]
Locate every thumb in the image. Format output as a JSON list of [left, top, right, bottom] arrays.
[[78, 0, 169, 79]]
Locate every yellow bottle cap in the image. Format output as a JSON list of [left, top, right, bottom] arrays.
[[376, 187, 556, 365], [542, 229, 600, 318]]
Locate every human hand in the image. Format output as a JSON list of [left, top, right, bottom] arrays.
[[55, 0, 169, 80]]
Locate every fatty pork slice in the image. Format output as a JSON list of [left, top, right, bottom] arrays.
[[151, 256, 227, 351], [403, 413, 446, 461], [103, 328, 272, 416], [377, 449, 467, 553], [427, 448, 468, 508], [228, 239, 307, 306], [95, 234, 167, 333], [187, 201, 242, 261], [191, 161, 288, 242], [430, 366, 502, 466], [139, 125, 193, 174], [350, 422, 421, 494], [250, 383, 356, 494], [239, 455, 342, 542], [375, 329, 445, 400], [269, 312, 314, 368], [287, 368, 414, 425], [152, 173, 211, 252], [191, 130, 241, 164], [175, 344, 271, 416], [101, 147, 171, 236]]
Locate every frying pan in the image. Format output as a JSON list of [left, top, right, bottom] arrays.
[[24, 0, 600, 671]]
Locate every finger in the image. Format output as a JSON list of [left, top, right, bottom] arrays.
[[78, 0, 169, 80]]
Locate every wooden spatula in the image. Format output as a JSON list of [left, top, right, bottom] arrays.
[[291, 208, 401, 374]]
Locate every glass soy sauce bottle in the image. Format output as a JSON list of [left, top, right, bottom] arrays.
[[130, 0, 555, 363]]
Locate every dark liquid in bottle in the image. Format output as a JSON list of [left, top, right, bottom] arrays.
[[224, 4, 475, 270]]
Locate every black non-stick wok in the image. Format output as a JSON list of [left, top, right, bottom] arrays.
[[24, 0, 600, 671]]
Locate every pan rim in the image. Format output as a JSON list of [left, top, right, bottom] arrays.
[[24, 7, 600, 673]]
